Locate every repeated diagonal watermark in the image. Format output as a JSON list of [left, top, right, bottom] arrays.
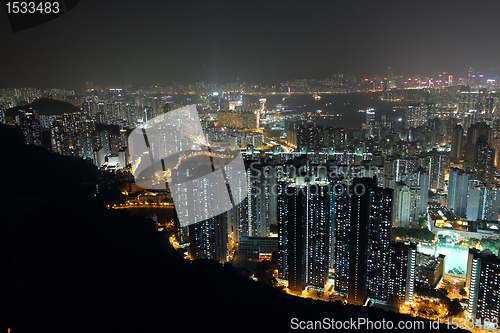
[[128, 104, 247, 227]]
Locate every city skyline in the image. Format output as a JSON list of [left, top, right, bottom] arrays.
[[2, 0, 500, 90], [4, 75, 500, 330], [5, 1, 500, 331], [1, 65, 497, 96]]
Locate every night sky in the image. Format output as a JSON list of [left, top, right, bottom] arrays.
[[1, 0, 500, 90]]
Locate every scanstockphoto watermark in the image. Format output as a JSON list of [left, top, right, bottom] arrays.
[[128, 104, 248, 228], [290, 317, 429, 330], [250, 180, 367, 198], [248, 161, 381, 180], [247, 161, 375, 197]]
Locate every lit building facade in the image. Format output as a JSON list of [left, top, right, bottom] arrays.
[[428, 149, 446, 190], [467, 249, 500, 327], [245, 160, 279, 237], [387, 242, 417, 308], [447, 167, 470, 216], [217, 109, 259, 129], [333, 177, 393, 305], [450, 125, 463, 163], [418, 170, 430, 214], [406, 104, 429, 129], [277, 158, 331, 291], [466, 185, 500, 222], [20, 109, 42, 146], [392, 183, 410, 228], [188, 213, 228, 263], [475, 135, 496, 185]]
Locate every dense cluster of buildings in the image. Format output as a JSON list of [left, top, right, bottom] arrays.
[[173, 86, 500, 324], [173, 152, 423, 309], [3, 72, 500, 325]]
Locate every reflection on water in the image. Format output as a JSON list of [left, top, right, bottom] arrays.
[[172, 92, 404, 129], [418, 243, 469, 276]]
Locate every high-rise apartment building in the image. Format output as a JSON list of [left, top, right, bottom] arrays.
[[467, 249, 500, 328], [406, 104, 429, 128], [464, 122, 490, 161], [333, 177, 393, 305], [450, 125, 463, 163], [475, 135, 496, 185], [244, 160, 279, 237], [189, 213, 228, 263], [20, 109, 42, 146], [418, 170, 430, 214], [392, 183, 411, 228], [466, 185, 500, 222], [428, 149, 446, 190], [387, 242, 417, 308], [170, 153, 231, 263], [447, 167, 470, 216], [277, 171, 330, 291]]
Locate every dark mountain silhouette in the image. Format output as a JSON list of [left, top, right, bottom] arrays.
[[0, 124, 467, 333], [5, 98, 80, 117]]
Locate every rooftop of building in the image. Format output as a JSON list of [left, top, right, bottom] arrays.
[[416, 252, 444, 271]]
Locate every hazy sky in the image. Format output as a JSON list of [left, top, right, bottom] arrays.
[[1, 0, 500, 90]]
